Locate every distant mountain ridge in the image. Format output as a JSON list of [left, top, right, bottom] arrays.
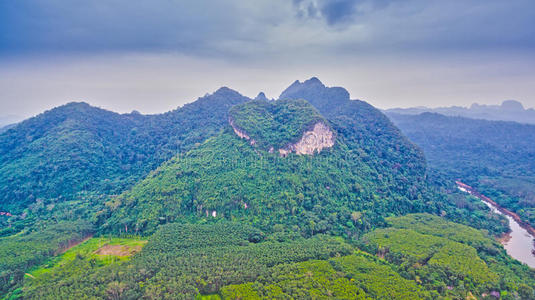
[[280, 77, 350, 114], [385, 100, 535, 124], [387, 112, 535, 178]]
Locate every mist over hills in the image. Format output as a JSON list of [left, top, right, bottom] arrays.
[[385, 100, 535, 124], [387, 112, 535, 179]]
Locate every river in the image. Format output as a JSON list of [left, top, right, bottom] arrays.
[[457, 183, 535, 268]]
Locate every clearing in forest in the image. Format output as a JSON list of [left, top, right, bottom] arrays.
[[27, 237, 147, 278], [94, 243, 144, 256]]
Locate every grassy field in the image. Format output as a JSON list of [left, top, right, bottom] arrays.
[[27, 236, 147, 278]]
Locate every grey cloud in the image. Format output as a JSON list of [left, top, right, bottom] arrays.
[[0, 0, 534, 60], [292, 0, 394, 26], [317, 0, 359, 25], [0, 0, 281, 57]]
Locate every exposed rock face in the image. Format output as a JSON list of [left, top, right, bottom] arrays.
[[279, 122, 334, 156], [229, 118, 256, 145], [230, 116, 334, 156]]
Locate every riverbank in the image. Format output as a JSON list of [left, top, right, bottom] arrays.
[[456, 181, 535, 237], [457, 181, 535, 268]]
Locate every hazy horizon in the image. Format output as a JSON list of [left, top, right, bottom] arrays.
[[1, 75, 533, 123]]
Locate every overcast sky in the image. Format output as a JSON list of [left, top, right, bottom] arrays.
[[1, 0, 534, 119]]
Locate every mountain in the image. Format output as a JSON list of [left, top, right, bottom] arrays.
[[254, 92, 270, 101], [280, 77, 427, 183], [387, 112, 535, 226], [385, 100, 535, 124], [105, 79, 506, 238], [279, 77, 350, 114], [2, 78, 534, 299], [0, 88, 250, 215], [105, 83, 433, 236]]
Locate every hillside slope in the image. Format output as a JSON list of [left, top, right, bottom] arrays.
[[107, 97, 430, 236], [0, 88, 250, 214], [280, 78, 426, 187]]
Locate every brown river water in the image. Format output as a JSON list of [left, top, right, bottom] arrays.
[[457, 184, 535, 268], [483, 200, 535, 268]]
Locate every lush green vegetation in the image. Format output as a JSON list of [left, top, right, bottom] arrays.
[[18, 223, 353, 299], [106, 80, 508, 240], [1, 78, 533, 299], [17, 216, 534, 299], [229, 99, 326, 150], [0, 88, 250, 296], [388, 112, 535, 227], [361, 214, 535, 299], [384, 213, 499, 254], [0, 87, 250, 215], [477, 176, 535, 226], [106, 84, 436, 236], [28, 236, 146, 278], [387, 112, 535, 180], [281, 79, 510, 236], [106, 127, 430, 236], [364, 228, 498, 289], [0, 220, 93, 295], [220, 253, 428, 299]]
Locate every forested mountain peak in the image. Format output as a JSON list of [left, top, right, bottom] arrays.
[[107, 84, 432, 236], [37, 102, 123, 123], [170, 86, 249, 116], [255, 92, 269, 101], [35, 101, 112, 119], [56, 101, 91, 109], [228, 99, 331, 153], [280, 77, 350, 113], [211, 86, 244, 99]]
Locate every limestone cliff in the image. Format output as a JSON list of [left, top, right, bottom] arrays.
[[231, 118, 334, 156], [229, 118, 256, 145], [278, 122, 334, 156]]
